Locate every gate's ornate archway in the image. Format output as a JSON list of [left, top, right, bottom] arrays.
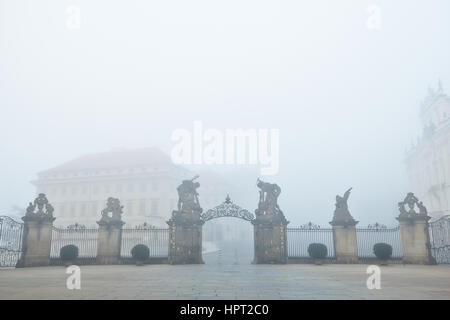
[[167, 176, 288, 265], [200, 195, 254, 222]]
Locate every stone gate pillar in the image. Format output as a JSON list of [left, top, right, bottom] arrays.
[[330, 188, 359, 263], [330, 221, 359, 263], [17, 194, 56, 268], [96, 197, 125, 265], [167, 176, 204, 264], [396, 193, 435, 264], [252, 215, 288, 264], [167, 216, 204, 264], [252, 179, 288, 264]]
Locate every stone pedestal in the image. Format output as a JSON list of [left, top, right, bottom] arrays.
[[397, 215, 435, 264], [252, 215, 288, 264], [17, 217, 55, 268], [167, 216, 204, 264], [96, 221, 124, 265], [331, 220, 359, 263]]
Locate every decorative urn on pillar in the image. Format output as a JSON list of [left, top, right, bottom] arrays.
[[16, 193, 56, 267]]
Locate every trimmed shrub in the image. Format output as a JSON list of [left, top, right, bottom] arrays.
[[308, 243, 328, 259], [131, 244, 150, 262], [60, 245, 79, 261], [373, 243, 393, 260]]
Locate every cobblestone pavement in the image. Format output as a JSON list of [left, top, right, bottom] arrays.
[[0, 264, 449, 299]]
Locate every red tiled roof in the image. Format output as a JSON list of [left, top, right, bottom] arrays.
[[39, 147, 178, 174]]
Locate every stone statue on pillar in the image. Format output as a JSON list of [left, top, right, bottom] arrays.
[[330, 188, 358, 226], [398, 192, 428, 218], [17, 194, 55, 267], [98, 197, 124, 227], [252, 179, 288, 264], [167, 175, 204, 264], [172, 175, 203, 220], [96, 197, 125, 264], [329, 188, 359, 263], [396, 192, 435, 264], [23, 193, 55, 222], [255, 178, 286, 221]]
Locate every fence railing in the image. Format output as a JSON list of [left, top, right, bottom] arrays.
[[356, 226, 403, 259], [0, 216, 24, 267], [287, 225, 335, 258], [120, 228, 169, 258], [50, 227, 98, 258]]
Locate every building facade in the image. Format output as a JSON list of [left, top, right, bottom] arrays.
[[32, 147, 253, 241], [405, 81, 450, 219]]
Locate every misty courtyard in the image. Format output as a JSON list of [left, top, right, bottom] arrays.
[[1, 264, 449, 300]]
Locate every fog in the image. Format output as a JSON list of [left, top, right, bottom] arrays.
[[1, 0, 450, 226]]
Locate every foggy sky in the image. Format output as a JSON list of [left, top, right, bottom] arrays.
[[1, 0, 450, 226]]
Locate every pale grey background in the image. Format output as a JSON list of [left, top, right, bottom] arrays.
[[1, 0, 450, 226]]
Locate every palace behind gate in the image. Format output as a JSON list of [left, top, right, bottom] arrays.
[[405, 81, 450, 219], [31, 147, 235, 228]]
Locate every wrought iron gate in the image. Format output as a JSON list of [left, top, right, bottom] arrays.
[[429, 215, 450, 264], [0, 216, 24, 267]]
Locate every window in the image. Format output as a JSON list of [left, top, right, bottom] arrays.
[[139, 199, 146, 216], [70, 204, 76, 217], [71, 186, 77, 195], [127, 200, 134, 216], [151, 199, 159, 216], [93, 185, 98, 195], [91, 202, 98, 216], [116, 183, 123, 193], [80, 203, 86, 217], [140, 183, 147, 192], [152, 181, 158, 191], [60, 204, 66, 216], [128, 183, 134, 193]]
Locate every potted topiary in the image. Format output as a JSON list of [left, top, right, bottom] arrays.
[[60, 244, 79, 267], [373, 243, 392, 265], [131, 244, 150, 266], [308, 243, 328, 265]]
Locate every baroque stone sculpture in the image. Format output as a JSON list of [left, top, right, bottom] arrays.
[[172, 175, 203, 220], [330, 188, 357, 226], [98, 197, 124, 226], [255, 178, 284, 219], [23, 193, 55, 221], [252, 178, 288, 264], [398, 192, 428, 218], [167, 175, 204, 264]]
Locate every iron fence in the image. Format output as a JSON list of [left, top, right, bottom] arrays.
[[120, 228, 169, 258], [287, 223, 335, 258], [0, 216, 24, 267], [356, 225, 403, 259], [50, 226, 98, 258], [429, 215, 450, 264]]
